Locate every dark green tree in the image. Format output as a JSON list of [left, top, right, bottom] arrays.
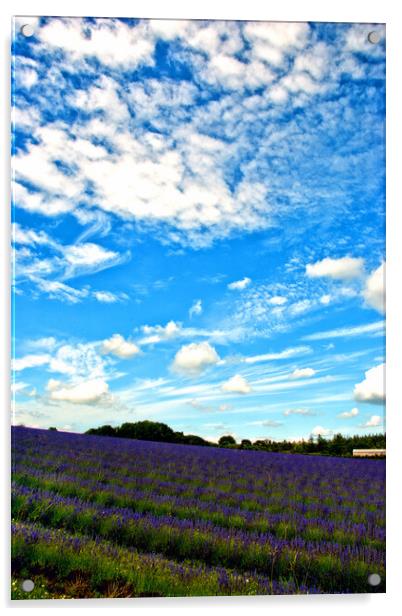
[[218, 435, 236, 447]]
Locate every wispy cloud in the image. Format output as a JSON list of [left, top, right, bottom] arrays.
[[249, 419, 283, 428], [283, 408, 316, 416], [303, 321, 384, 341], [189, 299, 203, 318], [244, 345, 311, 364], [12, 354, 51, 372]]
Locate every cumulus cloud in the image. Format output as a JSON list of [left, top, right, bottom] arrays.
[[311, 425, 333, 437], [353, 363, 385, 404], [306, 256, 364, 280], [221, 374, 251, 394], [140, 321, 181, 345], [290, 368, 316, 379], [172, 341, 220, 376], [47, 377, 110, 404], [338, 407, 359, 419], [227, 277, 251, 291], [359, 415, 383, 428], [189, 299, 203, 318], [101, 334, 140, 359], [363, 262, 385, 314]]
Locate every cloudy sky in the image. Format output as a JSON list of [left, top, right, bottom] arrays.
[[11, 17, 385, 441]]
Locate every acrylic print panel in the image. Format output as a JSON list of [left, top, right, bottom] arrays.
[[11, 16, 386, 600]]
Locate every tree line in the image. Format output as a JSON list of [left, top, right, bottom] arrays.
[[81, 420, 385, 457]]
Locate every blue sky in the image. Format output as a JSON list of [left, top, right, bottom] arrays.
[[11, 17, 385, 441]]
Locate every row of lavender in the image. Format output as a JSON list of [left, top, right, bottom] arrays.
[[11, 427, 385, 597]]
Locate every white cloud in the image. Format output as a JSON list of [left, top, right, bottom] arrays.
[[244, 345, 311, 364], [290, 368, 316, 379], [250, 419, 283, 427], [64, 243, 117, 267], [93, 291, 120, 303], [49, 343, 106, 380], [359, 415, 383, 428], [46, 378, 62, 392], [303, 321, 384, 341], [289, 299, 312, 315], [244, 21, 309, 68], [12, 181, 73, 217], [338, 407, 359, 419], [12, 222, 58, 248], [34, 279, 89, 304], [26, 337, 57, 350], [138, 321, 244, 346], [306, 256, 364, 280], [311, 425, 333, 437], [221, 374, 251, 394], [12, 19, 384, 258], [172, 341, 220, 376], [62, 242, 123, 279], [39, 18, 155, 68], [48, 377, 110, 404], [283, 408, 316, 416], [11, 382, 29, 394], [363, 262, 385, 314], [101, 334, 140, 359], [353, 363, 385, 405], [189, 299, 202, 318], [227, 277, 251, 291], [268, 295, 287, 305], [140, 321, 181, 345], [320, 294, 331, 305], [12, 354, 50, 372]]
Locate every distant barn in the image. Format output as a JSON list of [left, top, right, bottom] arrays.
[[353, 449, 386, 457]]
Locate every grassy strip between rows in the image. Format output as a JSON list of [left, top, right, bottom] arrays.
[[12, 521, 316, 598], [12, 473, 384, 548], [12, 491, 384, 593]]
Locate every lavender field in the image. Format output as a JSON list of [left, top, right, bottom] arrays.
[[11, 426, 385, 598]]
